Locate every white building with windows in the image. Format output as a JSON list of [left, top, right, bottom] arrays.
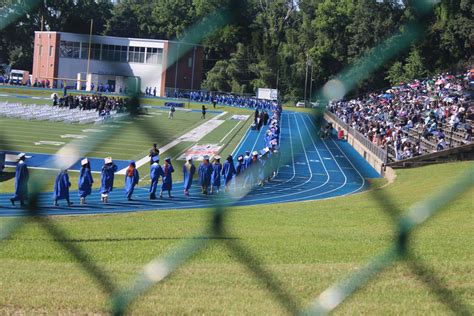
[[32, 31, 204, 96]]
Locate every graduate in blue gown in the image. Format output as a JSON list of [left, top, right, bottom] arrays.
[[10, 153, 29, 207], [222, 155, 236, 192], [78, 158, 93, 205], [53, 169, 72, 206], [210, 156, 223, 194], [124, 160, 139, 201], [149, 155, 163, 200], [182, 156, 196, 196], [160, 157, 174, 198], [243, 151, 254, 188], [100, 157, 117, 203], [198, 155, 213, 194]]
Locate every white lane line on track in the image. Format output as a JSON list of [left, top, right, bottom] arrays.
[[328, 136, 366, 195]]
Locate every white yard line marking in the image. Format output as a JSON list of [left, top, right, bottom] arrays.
[[117, 112, 227, 174], [219, 120, 241, 143]]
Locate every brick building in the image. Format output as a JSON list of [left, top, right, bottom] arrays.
[[32, 31, 204, 96]]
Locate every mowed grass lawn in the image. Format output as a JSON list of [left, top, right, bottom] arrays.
[[0, 162, 472, 314], [0, 103, 252, 191]]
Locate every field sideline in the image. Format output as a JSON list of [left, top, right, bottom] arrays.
[[0, 161, 472, 314]]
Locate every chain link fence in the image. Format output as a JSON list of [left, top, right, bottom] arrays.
[[0, 0, 473, 315]]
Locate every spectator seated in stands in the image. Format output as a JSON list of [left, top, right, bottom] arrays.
[[329, 70, 473, 160]]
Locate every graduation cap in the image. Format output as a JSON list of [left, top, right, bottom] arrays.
[[214, 155, 221, 160], [81, 158, 89, 166], [17, 153, 26, 160], [164, 157, 171, 163], [152, 155, 160, 162], [130, 160, 136, 165], [186, 155, 193, 161], [104, 157, 113, 164], [203, 155, 210, 160], [252, 151, 259, 156], [237, 155, 244, 162]]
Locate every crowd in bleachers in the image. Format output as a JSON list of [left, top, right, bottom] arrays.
[[329, 71, 473, 160]]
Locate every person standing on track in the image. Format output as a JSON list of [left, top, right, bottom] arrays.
[[201, 105, 207, 119], [210, 155, 222, 194], [149, 155, 163, 200], [198, 155, 212, 194], [124, 160, 139, 201], [100, 157, 117, 203], [160, 157, 174, 198], [78, 158, 93, 205], [10, 153, 29, 207], [222, 154, 236, 192], [53, 169, 72, 206], [235, 155, 244, 190], [182, 156, 196, 196]]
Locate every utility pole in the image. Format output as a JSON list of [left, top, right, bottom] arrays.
[[308, 60, 313, 106], [304, 54, 309, 108]]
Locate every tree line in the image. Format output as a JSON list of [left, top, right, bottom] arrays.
[[0, 0, 472, 101]]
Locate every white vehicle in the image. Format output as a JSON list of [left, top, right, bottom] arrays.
[[10, 69, 30, 85], [295, 100, 305, 107]]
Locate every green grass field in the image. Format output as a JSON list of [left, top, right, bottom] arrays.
[[0, 89, 253, 192], [0, 162, 472, 314]]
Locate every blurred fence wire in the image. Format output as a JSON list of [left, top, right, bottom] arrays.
[[0, 0, 473, 315]]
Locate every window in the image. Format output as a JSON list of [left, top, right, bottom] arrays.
[[59, 41, 80, 58], [49, 45, 53, 56], [128, 46, 145, 63], [39, 45, 42, 56], [100, 45, 127, 62], [146, 47, 163, 64]]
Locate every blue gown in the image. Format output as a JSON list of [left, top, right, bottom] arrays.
[[125, 168, 139, 199], [149, 163, 164, 194], [11, 161, 29, 201], [182, 163, 196, 191], [211, 163, 222, 187], [222, 161, 236, 185], [198, 163, 212, 186], [53, 171, 71, 201], [100, 164, 118, 194], [161, 164, 174, 190], [78, 167, 93, 198]]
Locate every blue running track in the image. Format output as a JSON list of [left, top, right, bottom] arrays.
[[0, 112, 380, 217]]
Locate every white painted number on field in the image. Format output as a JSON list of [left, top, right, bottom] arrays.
[[34, 141, 66, 146]]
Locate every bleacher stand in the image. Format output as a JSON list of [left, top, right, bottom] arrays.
[[329, 71, 473, 160]]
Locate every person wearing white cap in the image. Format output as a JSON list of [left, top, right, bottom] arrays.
[[149, 155, 163, 200], [210, 155, 222, 194], [198, 155, 212, 194], [100, 157, 117, 203], [78, 158, 93, 205], [10, 153, 29, 207], [53, 169, 72, 207], [249, 151, 261, 187], [160, 157, 174, 198], [182, 156, 196, 196]]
